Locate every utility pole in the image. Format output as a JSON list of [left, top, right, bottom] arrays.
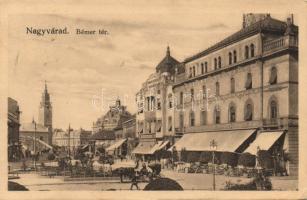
[[68, 123, 71, 157], [34, 121, 37, 170]]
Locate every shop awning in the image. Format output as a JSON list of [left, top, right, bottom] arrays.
[[148, 141, 164, 154], [169, 129, 256, 152], [106, 138, 127, 151], [244, 131, 284, 155], [132, 141, 155, 155]]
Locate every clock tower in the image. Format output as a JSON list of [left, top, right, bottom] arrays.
[[38, 81, 53, 144]]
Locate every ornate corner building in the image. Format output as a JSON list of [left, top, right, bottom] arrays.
[[134, 14, 298, 177]]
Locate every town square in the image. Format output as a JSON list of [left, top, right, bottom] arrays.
[[7, 13, 298, 191]]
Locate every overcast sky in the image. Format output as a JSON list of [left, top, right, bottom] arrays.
[[7, 6, 296, 130]]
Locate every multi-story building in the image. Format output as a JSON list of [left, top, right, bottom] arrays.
[[172, 14, 298, 176], [92, 98, 132, 133], [53, 128, 92, 151], [8, 97, 21, 161], [133, 47, 179, 159]]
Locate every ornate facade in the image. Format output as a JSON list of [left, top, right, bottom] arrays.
[[172, 15, 298, 176], [133, 47, 180, 157], [92, 98, 132, 133]]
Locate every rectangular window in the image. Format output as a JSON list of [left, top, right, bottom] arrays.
[[200, 110, 207, 125], [180, 92, 184, 105], [156, 120, 162, 132], [168, 117, 172, 131], [202, 85, 206, 99], [191, 89, 194, 101]]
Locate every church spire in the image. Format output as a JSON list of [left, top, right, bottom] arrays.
[[166, 46, 170, 57], [44, 80, 48, 92]]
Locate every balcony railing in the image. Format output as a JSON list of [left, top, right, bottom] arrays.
[[263, 35, 298, 54], [185, 120, 262, 133]]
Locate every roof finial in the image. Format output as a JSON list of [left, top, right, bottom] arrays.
[[166, 45, 170, 56], [44, 80, 47, 92]]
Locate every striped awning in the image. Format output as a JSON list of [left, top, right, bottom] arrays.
[[244, 131, 284, 155], [132, 141, 155, 155], [169, 129, 256, 152], [106, 138, 127, 151]]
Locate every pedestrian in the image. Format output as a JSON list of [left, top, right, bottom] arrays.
[[130, 170, 139, 190]]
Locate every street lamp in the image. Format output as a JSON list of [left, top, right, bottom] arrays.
[[33, 121, 37, 171], [210, 139, 217, 191]]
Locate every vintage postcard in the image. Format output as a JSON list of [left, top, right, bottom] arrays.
[[1, 0, 306, 199]]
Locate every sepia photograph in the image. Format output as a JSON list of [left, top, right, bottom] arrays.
[[3, 1, 303, 198]]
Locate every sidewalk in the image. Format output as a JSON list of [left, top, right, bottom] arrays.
[[161, 169, 298, 190]]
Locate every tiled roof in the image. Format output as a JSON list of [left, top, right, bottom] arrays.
[[184, 16, 298, 63], [156, 46, 180, 74], [90, 130, 115, 140]]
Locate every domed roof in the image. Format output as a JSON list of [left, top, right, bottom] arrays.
[[156, 46, 180, 75]]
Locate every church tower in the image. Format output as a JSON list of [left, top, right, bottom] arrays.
[[38, 81, 53, 144]]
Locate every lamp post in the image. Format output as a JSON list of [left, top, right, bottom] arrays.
[[33, 121, 37, 170], [210, 139, 217, 191]]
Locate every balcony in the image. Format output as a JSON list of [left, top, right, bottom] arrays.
[[263, 35, 298, 55], [185, 120, 262, 133]]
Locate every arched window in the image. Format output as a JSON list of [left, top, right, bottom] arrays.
[[205, 62, 208, 73], [201, 63, 204, 74], [192, 66, 196, 77], [230, 77, 235, 93], [215, 82, 220, 96], [191, 88, 194, 101], [218, 56, 222, 68], [189, 67, 192, 78], [245, 73, 252, 90], [214, 58, 217, 70], [250, 44, 255, 57], [270, 100, 278, 119], [214, 107, 220, 124], [190, 111, 195, 126], [233, 50, 237, 63], [245, 45, 249, 59], [229, 105, 236, 122], [269, 66, 277, 85], [244, 101, 253, 121], [229, 52, 232, 65]]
